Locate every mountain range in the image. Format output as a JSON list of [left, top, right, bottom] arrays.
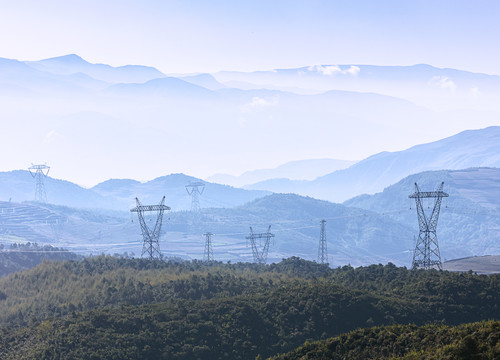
[[26, 54, 165, 84], [214, 64, 500, 112], [0, 192, 414, 266], [0, 171, 268, 211], [206, 158, 356, 187], [0, 54, 499, 266], [1, 54, 499, 186], [245, 126, 500, 203], [1, 166, 499, 266], [344, 167, 500, 261]]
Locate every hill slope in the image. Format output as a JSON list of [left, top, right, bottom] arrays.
[[7, 55, 497, 186], [0, 259, 499, 359], [208, 158, 356, 187], [26, 54, 165, 83], [0, 171, 269, 211], [271, 321, 500, 360], [443, 255, 500, 274], [248, 127, 500, 203], [344, 168, 500, 261], [1, 177, 497, 267], [0, 243, 80, 277]]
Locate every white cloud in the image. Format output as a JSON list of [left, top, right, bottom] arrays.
[[429, 76, 457, 92], [346, 65, 360, 76], [241, 97, 278, 113], [308, 65, 360, 76]]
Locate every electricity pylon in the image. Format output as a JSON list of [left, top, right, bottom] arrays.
[[246, 225, 275, 264], [28, 164, 50, 203], [130, 196, 170, 260], [409, 182, 449, 270], [185, 181, 205, 212], [318, 219, 328, 264], [203, 232, 214, 261]]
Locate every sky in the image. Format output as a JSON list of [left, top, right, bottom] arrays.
[[1, 0, 500, 75], [0, 0, 499, 186]]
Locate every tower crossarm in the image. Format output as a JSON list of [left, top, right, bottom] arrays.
[[130, 205, 171, 212], [28, 164, 50, 178], [409, 182, 449, 199], [409, 191, 449, 198]]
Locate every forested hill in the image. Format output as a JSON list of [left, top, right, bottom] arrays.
[[0, 257, 499, 359], [271, 321, 500, 360], [0, 243, 80, 277]]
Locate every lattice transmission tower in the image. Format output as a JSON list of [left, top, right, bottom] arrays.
[[318, 219, 328, 264], [185, 181, 205, 212], [246, 225, 275, 264], [203, 232, 214, 261], [409, 182, 449, 270], [28, 164, 50, 203], [130, 196, 170, 260]]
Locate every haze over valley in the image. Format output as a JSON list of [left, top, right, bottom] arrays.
[[1, 54, 500, 187], [2, 2, 500, 358]]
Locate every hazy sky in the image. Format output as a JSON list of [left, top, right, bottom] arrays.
[[1, 0, 500, 75], [1, 0, 499, 186]]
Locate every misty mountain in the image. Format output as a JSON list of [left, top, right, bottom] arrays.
[[0, 170, 109, 209], [0, 193, 415, 267], [2, 54, 499, 189], [0, 171, 268, 212], [214, 64, 500, 111], [91, 173, 270, 210], [1, 171, 497, 267], [344, 168, 500, 261], [26, 54, 165, 84], [247, 126, 500, 203], [106, 76, 216, 98], [179, 73, 226, 90], [184, 193, 415, 265], [0, 57, 107, 95], [2, 55, 449, 188], [208, 158, 356, 187]]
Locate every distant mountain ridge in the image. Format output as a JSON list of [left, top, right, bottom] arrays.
[[0, 171, 269, 211], [0, 169, 498, 265], [246, 126, 500, 203], [26, 54, 166, 83], [207, 158, 357, 187], [1, 54, 499, 198], [344, 167, 500, 261], [214, 63, 500, 111]]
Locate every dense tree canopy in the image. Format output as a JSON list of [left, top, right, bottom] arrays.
[[271, 321, 500, 360], [0, 256, 498, 359]]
